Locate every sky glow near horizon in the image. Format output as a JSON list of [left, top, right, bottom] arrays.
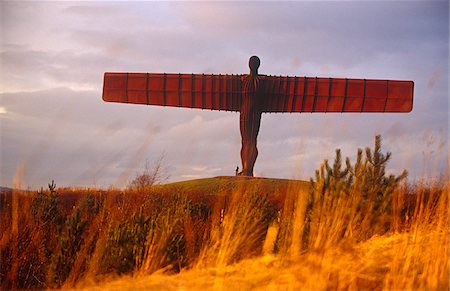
[[1, 1, 448, 189]]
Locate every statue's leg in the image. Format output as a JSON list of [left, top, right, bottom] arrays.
[[247, 113, 261, 176], [239, 113, 261, 176], [242, 139, 258, 176], [239, 117, 250, 176], [240, 138, 255, 176]]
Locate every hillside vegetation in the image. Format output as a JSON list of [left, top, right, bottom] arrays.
[[1, 136, 448, 290]]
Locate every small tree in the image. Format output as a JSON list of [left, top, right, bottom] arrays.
[[128, 155, 168, 191], [356, 135, 407, 235], [308, 135, 408, 246], [31, 180, 63, 259]]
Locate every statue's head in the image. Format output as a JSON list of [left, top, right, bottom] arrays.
[[249, 56, 260, 75]]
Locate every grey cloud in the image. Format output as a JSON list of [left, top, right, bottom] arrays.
[[172, 2, 448, 72]]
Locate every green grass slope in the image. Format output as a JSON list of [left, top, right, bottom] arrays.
[[160, 176, 308, 192], [155, 176, 309, 206]]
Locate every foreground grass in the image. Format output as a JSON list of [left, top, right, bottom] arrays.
[[0, 177, 307, 289], [81, 231, 448, 291], [1, 134, 448, 291], [75, 179, 448, 291], [1, 177, 447, 290]]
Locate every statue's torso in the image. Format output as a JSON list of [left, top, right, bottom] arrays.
[[240, 75, 265, 120]]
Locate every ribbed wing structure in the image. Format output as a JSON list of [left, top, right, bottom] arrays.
[[103, 73, 413, 113], [103, 73, 243, 112], [262, 76, 414, 113]]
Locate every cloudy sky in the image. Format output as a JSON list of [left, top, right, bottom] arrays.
[[1, 1, 448, 189]]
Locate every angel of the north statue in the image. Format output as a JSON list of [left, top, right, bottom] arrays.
[[102, 56, 413, 177]]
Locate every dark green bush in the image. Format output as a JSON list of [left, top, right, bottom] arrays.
[[31, 181, 63, 230], [50, 207, 88, 286], [307, 135, 408, 244], [103, 208, 152, 274]]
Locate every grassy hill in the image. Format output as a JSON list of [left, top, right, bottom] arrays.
[[161, 176, 309, 192], [155, 176, 309, 206]]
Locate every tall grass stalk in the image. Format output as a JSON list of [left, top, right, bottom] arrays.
[[139, 195, 190, 274], [384, 181, 449, 290], [196, 186, 271, 268]]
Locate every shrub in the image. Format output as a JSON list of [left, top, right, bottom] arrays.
[[103, 208, 152, 274], [49, 206, 88, 287], [30, 180, 64, 270], [128, 156, 168, 191], [31, 180, 63, 231], [307, 135, 408, 248], [140, 194, 191, 274], [48, 192, 100, 287]]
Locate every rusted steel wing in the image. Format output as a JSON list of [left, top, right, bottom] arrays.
[[103, 73, 243, 112], [104, 73, 413, 113], [262, 76, 414, 113]]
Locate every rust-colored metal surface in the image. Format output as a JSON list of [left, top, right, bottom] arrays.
[[103, 74, 413, 113], [102, 56, 414, 177], [103, 73, 242, 112], [262, 77, 413, 113]]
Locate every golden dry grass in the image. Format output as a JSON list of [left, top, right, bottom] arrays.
[[1, 177, 448, 290], [77, 231, 445, 291], [78, 180, 449, 291]]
